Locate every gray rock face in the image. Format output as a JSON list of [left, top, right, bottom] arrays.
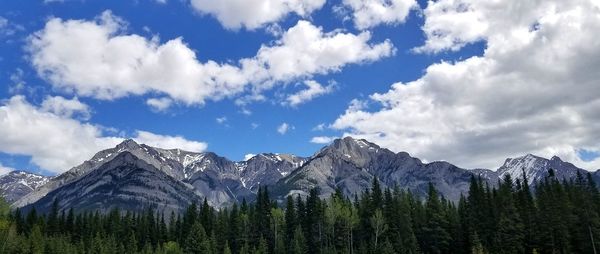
[[239, 153, 306, 192], [23, 152, 200, 214], [274, 137, 473, 201], [0, 171, 50, 203], [496, 154, 594, 185], [14, 137, 600, 213], [15, 140, 307, 210]]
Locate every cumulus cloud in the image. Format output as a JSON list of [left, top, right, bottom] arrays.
[[0, 163, 15, 176], [0, 96, 207, 173], [133, 131, 207, 152], [277, 122, 293, 135], [310, 136, 338, 144], [284, 80, 335, 106], [312, 123, 326, 131], [27, 11, 394, 108], [216, 116, 227, 124], [333, 0, 600, 170], [146, 97, 173, 112], [244, 153, 256, 161], [189, 0, 325, 30], [41, 96, 91, 120], [414, 0, 540, 53], [0, 96, 121, 173], [339, 0, 418, 29]]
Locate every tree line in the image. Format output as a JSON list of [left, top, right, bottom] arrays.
[[1, 168, 599, 254]]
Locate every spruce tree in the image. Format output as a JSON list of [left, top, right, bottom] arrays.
[[290, 226, 306, 254], [184, 221, 211, 254], [494, 174, 524, 254], [422, 183, 451, 254]]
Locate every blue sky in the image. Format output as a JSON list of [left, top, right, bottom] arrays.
[[1, 0, 599, 175]]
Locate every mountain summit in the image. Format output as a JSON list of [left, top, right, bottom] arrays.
[[0, 171, 50, 203], [11, 137, 600, 213]]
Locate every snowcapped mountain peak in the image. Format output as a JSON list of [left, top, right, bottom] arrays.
[[497, 153, 588, 185], [1, 171, 51, 203]]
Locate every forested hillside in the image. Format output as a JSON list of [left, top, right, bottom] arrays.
[[1, 169, 599, 254]]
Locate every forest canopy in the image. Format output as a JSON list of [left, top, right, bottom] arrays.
[[1, 169, 599, 254]]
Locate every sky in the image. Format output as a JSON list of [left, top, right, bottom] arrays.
[[0, 0, 599, 176]]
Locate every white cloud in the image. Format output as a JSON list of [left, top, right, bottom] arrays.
[[339, 0, 418, 29], [414, 0, 545, 53], [0, 163, 15, 176], [0, 16, 24, 38], [251, 122, 259, 129], [146, 97, 173, 112], [189, 0, 326, 30], [0, 17, 8, 35], [0, 96, 121, 173], [133, 131, 207, 152], [8, 68, 27, 94], [312, 123, 326, 131], [27, 11, 394, 108], [216, 116, 227, 124], [277, 122, 293, 135], [239, 108, 252, 115], [284, 80, 335, 107], [310, 136, 338, 144], [333, 0, 600, 170], [246, 21, 395, 89], [244, 153, 256, 161], [27, 11, 247, 106], [0, 96, 207, 174], [41, 96, 91, 120]]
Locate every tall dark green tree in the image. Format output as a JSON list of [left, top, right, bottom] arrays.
[[421, 183, 450, 254]]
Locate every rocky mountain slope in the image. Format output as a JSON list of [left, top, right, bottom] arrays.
[[273, 137, 473, 201], [470, 154, 600, 186], [14, 139, 306, 211], [24, 152, 201, 214], [12, 137, 600, 213], [0, 171, 50, 203]]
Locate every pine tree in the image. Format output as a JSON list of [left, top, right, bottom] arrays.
[[422, 183, 451, 254], [29, 225, 44, 254], [47, 199, 60, 236], [285, 195, 297, 245], [290, 226, 306, 254], [223, 241, 232, 254], [371, 177, 383, 209], [494, 174, 524, 254], [254, 236, 268, 254], [184, 221, 211, 254]]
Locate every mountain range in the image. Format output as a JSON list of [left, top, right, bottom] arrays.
[[2, 137, 599, 214], [0, 171, 51, 203]]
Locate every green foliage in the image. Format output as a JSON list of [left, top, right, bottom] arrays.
[[3, 173, 600, 254]]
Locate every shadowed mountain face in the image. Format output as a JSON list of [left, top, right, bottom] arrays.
[[15, 139, 307, 210], [13, 137, 600, 213], [24, 152, 201, 214], [273, 137, 474, 201], [0, 171, 50, 203]]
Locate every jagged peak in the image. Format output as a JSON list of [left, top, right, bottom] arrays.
[[504, 153, 546, 164], [331, 136, 380, 149], [249, 153, 302, 163], [115, 138, 141, 150], [5, 170, 43, 177]]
